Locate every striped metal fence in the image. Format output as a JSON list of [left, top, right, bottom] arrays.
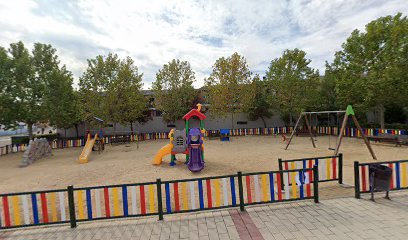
[[241, 167, 318, 209], [0, 166, 319, 230], [0, 189, 69, 229], [161, 175, 239, 216], [314, 126, 407, 137], [1, 127, 407, 157], [354, 160, 408, 198], [279, 154, 343, 184], [70, 181, 159, 227]]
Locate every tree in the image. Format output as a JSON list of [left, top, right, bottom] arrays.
[[265, 49, 320, 125], [247, 75, 273, 127], [106, 57, 146, 132], [79, 53, 120, 124], [327, 13, 408, 128], [152, 59, 196, 123], [0, 47, 13, 128], [79, 54, 146, 132], [0, 42, 61, 138], [320, 63, 339, 111], [205, 52, 254, 129], [45, 67, 82, 137]]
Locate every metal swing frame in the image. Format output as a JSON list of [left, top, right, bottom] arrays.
[[284, 106, 377, 160]]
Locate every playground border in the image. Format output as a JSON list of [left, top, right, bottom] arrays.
[[354, 159, 408, 198], [279, 153, 343, 184], [0, 166, 319, 230], [1, 126, 406, 157]]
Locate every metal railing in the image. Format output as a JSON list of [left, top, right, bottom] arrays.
[[0, 167, 319, 230], [354, 159, 408, 198]]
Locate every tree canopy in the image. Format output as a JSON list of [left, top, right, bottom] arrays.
[[107, 57, 145, 131], [327, 13, 408, 128], [44, 67, 82, 136], [79, 53, 146, 130], [0, 41, 68, 138], [246, 75, 273, 127], [152, 59, 196, 123], [205, 52, 254, 128], [265, 48, 320, 125], [79, 53, 120, 123]]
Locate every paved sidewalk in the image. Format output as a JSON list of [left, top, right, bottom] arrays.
[[1, 192, 407, 240]]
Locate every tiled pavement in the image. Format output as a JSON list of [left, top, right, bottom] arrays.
[[0, 191, 407, 240]]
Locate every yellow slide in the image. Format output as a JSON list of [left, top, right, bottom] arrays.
[[152, 143, 173, 165], [78, 134, 98, 164]]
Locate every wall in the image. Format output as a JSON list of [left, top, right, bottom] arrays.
[[58, 112, 286, 138]]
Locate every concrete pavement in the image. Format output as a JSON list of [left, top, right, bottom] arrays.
[[1, 191, 407, 240]]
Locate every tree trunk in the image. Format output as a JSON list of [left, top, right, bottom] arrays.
[[62, 128, 67, 149], [289, 113, 293, 126], [231, 112, 234, 129], [41, 128, 45, 134], [260, 116, 267, 128], [114, 122, 117, 137], [74, 124, 79, 138], [130, 121, 134, 134], [27, 123, 33, 140], [379, 105, 385, 129]]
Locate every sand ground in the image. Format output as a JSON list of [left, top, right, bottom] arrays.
[[0, 135, 407, 194]]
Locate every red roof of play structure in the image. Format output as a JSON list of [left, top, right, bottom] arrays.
[[182, 109, 206, 120]]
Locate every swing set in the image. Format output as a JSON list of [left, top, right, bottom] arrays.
[[285, 105, 377, 160]]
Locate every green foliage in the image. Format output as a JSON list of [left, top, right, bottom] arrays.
[[321, 63, 338, 110], [0, 47, 13, 127], [265, 49, 320, 124], [79, 54, 146, 128], [152, 59, 196, 122], [135, 105, 153, 125], [44, 67, 82, 132], [205, 53, 254, 128], [246, 75, 273, 127], [384, 104, 407, 124], [106, 57, 145, 127], [0, 42, 63, 137], [79, 53, 119, 122], [11, 133, 59, 145], [327, 13, 408, 127]]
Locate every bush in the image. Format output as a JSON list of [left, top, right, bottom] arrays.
[[11, 133, 59, 145], [11, 136, 30, 145]]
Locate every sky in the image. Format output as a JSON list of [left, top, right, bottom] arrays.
[[0, 0, 407, 89]]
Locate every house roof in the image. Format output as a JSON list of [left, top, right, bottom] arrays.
[[182, 109, 206, 121]]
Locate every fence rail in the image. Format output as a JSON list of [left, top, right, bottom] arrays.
[[279, 154, 343, 184], [0, 189, 69, 229], [241, 167, 318, 207], [0, 166, 319, 230], [354, 159, 408, 198]]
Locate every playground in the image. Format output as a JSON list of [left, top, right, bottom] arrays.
[[1, 135, 407, 194]]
